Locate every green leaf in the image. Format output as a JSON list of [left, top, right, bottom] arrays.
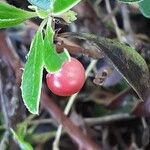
[[0, 2, 37, 28], [44, 25, 70, 73], [11, 129, 33, 150], [28, 0, 52, 10], [139, 0, 150, 18], [63, 32, 150, 101], [28, 5, 49, 19], [53, 0, 81, 15], [59, 10, 77, 23], [118, 0, 143, 3], [21, 31, 44, 114]]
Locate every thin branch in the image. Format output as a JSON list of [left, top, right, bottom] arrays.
[[28, 113, 134, 126], [120, 4, 135, 47], [104, 0, 122, 41], [0, 131, 9, 150], [0, 76, 9, 128], [41, 91, 101, 150], [85, 113, 134, 126]]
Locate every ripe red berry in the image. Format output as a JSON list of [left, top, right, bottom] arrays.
[[46, 57, 85, 96]]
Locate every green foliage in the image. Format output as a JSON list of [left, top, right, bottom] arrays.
[[59, 10, 77, 23], [28, 5, 49, 19], [64, 32, 150, 101], [3, 0, 147, 115], [21, 23, 70, 113], [44, 25, 70, 73], [36, 8, 49, 19], [0, 2, 37, 28], [139, 0, 150, 18], [27, 0, 52, 10], [0, 0, 81, 114], [53, 0, 81, 15], [21, 31, 44, 114], [11, 129, 33, 150], [27, 0, 81, 15]]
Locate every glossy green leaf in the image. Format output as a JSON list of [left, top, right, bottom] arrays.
[[44, 25, 70, 73], [28, 0, 52, 10], [21, 31, 44, 114], [0, 2, 37, 28], [11, 129, 33, 150], [139, 0, 150, 18], [63, 32, 150, 101], [118, 0, 143, 3], [53, 0, 81, 15]]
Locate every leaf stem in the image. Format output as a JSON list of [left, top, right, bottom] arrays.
[[38, 18, 48, 32]]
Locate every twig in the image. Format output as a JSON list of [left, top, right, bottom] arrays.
[[112, 127, 128, 149], [29, 113, 133, 127], [0, 71, 10, 150], [28, 119, 54, 126], [0, 74, 9, 128], [85, 113, 134, 126], [120, 4, 135, 47], [107, 88, 131, 109], [0, 131, 9, 150], [141, 117, 149, 146], [141, 117, 148, 129], [41, 91, 101, 150], [104, 0, 122, 41], [53, 59, 98, 150]]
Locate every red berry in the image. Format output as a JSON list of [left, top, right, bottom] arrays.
[[46, 58, 85, 96]]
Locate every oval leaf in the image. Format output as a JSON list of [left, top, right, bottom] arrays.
[[44, 25, 70, 73], [28, 0, 52, 10], [0, 2, 37, 28], [53, 0, 81, 15], [139, 0, 150, 18], [62, 32, 150, 101], [21, 31, 44, 114]]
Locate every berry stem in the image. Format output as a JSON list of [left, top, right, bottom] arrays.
[[53, 59, 97, 150]]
